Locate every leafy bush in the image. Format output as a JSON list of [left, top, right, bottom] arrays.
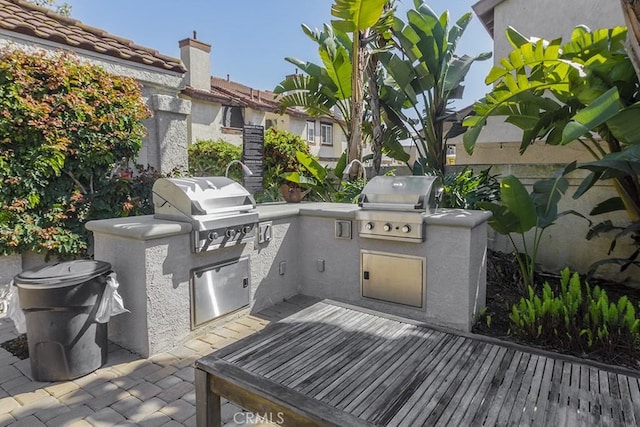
[[441, 167, 500, 209], [509, 268, 640, 356], [188, 139, 242, 180], [263, 128, 312, 189], [0, 48, 151, 258]]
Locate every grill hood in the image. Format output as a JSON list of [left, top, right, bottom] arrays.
[[153, 177, 256, 222], [358, 176, 442, 213]]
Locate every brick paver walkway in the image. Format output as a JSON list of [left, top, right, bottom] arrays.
[[0, 296, 314, 426]]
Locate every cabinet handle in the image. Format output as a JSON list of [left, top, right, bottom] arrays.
[[363, 271, 370, 280]]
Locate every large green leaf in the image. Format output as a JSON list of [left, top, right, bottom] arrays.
[[561, 87, 622, 144], [477, 202, 521, 235], [530, 175, 568, 228], [331, 0, 388, 32], [296, 150, 328, 182], [605, 103, 640, 144], [281, 171, 318, 187], [444, 52, 491, 94], [500, 175, 537, 233]]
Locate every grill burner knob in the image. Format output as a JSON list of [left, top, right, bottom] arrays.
[[383, 223, 392, 232], [207, 231, 219, 241], [242, 225, 253, 234], [225, 229, 237, 238], [402, 225, 412, 233], [365, 222, 375, 230]]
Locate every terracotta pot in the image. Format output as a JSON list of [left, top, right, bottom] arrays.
[[280, 184, 310, 203]]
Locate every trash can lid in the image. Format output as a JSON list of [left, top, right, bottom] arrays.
[[14, 260, 112, 289]]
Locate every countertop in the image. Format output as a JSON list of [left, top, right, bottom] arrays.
[[86, 203, 490, 240]]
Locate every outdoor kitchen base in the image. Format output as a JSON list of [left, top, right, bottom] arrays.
[[87, 202, 491, 358]]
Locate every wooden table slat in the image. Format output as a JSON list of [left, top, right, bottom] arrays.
[[223, 303, 341, 362], [410, 340, 487, 426], [269, 312, 389, 385], [433, 343, 501, 427], [301, 322, 413, 397], [195, 301, 640, 427], [232, 308, 360, 370], [453, 346, 510, 426], [373, 335, 470, 425], [318, 327, 437, 405], [346, 333, 464, 416], [470, 348, 524, 427], [291, 319, 408, 393]]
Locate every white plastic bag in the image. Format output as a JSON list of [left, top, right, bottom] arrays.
[[95, 273, 129, 323], [6, 282, 26, 334]]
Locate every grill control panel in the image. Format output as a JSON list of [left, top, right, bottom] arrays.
[[356, 211, 426, 243], [359, 220, 423, 242], [193, 223, 256, 252]]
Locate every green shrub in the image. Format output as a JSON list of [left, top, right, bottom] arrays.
[[441, 167, 500, 209], [263, 128, 312, 189], [188, 139, 242, 180], [0, 48, 151, 259], [509, 268, 640, 356]]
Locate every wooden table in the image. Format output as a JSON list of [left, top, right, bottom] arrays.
[[195, 300, 640, 426]]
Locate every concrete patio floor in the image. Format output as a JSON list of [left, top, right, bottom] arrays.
[[0, 296, 315, 426]]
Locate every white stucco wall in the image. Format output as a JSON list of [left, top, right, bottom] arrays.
[[493, 0, 624, 63]]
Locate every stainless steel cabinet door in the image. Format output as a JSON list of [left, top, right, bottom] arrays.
[[361, 250, 425, 308], [190, 256, 250, 328]]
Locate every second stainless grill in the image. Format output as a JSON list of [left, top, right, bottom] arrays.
[[356, 176, 442, 243]]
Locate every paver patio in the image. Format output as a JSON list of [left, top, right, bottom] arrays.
[[2, 295, 640, 426], [0, 296, 312, 427]]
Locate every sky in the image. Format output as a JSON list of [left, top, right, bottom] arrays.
[[63, 0, 494, 107]]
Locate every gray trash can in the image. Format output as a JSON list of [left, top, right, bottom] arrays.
[[14, 260, 111, 382]]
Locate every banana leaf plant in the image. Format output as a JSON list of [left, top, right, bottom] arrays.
[[479, 175, 589, 291], [463, 25, 640, 276], [281, 151, 348, 202], [378, 0, 491, 175], [274, 9, 407, 171]]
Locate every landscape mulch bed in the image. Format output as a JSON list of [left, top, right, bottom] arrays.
[[473, 249, 640, 371]]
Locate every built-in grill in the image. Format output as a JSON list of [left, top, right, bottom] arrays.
[[356, 176, 442, 243], [152, 177, 258, 253]]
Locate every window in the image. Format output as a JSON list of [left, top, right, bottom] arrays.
[[265, 119, 276, 130], [307, 121, 315, 143], [223, 106, 244, 128], [321, 123, 333, 146]]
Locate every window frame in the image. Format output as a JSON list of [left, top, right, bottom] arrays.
[[222, 105, 244, 129], [320, 122, 333, 146], [307, 120, 316, 143]]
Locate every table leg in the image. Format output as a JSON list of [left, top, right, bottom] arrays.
[[196, 367, 222, 427]]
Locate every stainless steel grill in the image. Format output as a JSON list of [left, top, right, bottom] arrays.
[[356, 176, 442, 243], [152, 177, 258, 252]]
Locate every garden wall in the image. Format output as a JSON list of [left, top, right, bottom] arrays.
[[450, 164, 638, 285]]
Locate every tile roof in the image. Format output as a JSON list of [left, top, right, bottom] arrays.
[[183, 76, 308, 118], [0, 0, 186, 73]]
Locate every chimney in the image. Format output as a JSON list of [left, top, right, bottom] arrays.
[[179, 33, 211, 91]]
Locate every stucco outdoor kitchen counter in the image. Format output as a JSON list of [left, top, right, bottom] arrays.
[[87, 202, 361, 241]]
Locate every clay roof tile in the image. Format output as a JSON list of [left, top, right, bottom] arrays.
[[0, 0, 186, 73]]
